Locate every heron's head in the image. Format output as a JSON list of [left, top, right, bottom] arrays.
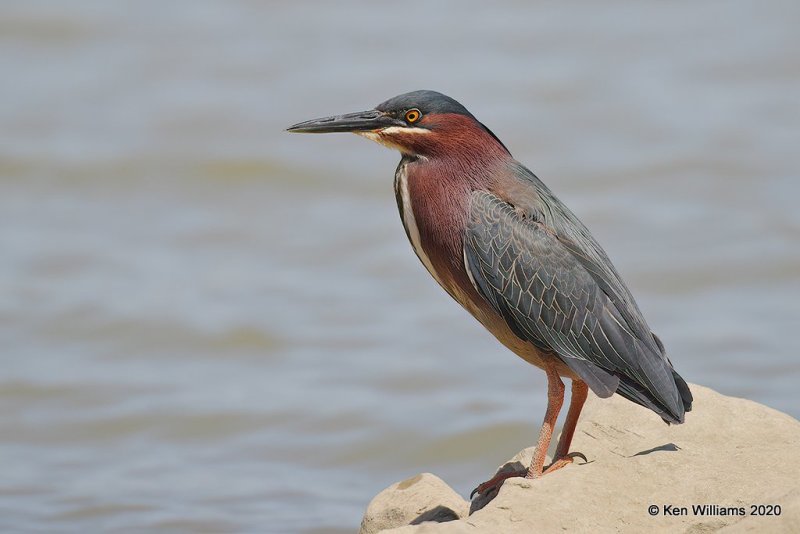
[[287, 90, 509, 159]]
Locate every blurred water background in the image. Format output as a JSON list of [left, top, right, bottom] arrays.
[[1, 1, 798, 532]]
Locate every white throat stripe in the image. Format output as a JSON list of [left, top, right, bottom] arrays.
[[380, 126, 431, 135]]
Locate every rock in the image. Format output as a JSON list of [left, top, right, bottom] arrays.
[[360, 384, 800, 533], [359, 473, 469, 534], [721, 488, 800, 533]]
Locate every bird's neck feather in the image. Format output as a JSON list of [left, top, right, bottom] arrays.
[[412, 114, 510, 161], [394, 112, 511, 298], [399, 147, 509, 298]]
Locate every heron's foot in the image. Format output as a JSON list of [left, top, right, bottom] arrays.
[[543, 451, 587, 475], [470, 452, 587, 501], [469, 468, 527, 500]]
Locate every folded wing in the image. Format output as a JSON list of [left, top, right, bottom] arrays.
[[464, 189, 689, 423]]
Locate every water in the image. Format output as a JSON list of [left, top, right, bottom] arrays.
[[1, 1, 798, 532]]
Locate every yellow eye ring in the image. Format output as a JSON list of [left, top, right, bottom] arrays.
[[405, 109, 421, 124]]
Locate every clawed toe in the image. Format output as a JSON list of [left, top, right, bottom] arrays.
[[570, 451, 587, 463], [543, 451, 587, 474], [470, 469, 527, 499]]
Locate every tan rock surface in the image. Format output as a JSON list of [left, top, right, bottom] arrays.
[[360, 473, 469, 534], [359, 384, 800, 533]]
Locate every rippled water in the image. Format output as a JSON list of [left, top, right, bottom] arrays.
[[1, 1, 798, 532]]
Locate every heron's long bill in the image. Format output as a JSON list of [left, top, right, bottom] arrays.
[[286, 110, 399, 134]]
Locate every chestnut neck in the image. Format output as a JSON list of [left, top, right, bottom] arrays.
[[422, 114, 509, 159]]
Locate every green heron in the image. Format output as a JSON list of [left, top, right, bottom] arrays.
[[287, 90, 692, 498]]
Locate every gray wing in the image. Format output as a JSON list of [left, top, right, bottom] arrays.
[[464, 189, 687, 423]]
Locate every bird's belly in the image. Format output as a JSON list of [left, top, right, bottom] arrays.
[[454, 279, 576, 378], [463, 297, 576, 378]]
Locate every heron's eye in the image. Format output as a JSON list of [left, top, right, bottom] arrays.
[[404, 109, 421, 124]]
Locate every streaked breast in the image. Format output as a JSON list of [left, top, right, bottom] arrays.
[[394, 159, 448, 290]]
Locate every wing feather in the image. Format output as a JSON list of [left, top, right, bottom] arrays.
[[464, 189, 687, 422]]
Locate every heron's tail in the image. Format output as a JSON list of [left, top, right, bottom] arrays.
[[614, 366, 693, 424], [672, 369, 693, 414]]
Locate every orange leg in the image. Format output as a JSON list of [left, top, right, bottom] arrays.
[[471, 367, 565, 498], [526, 366, 565, 478], [543, 379, 588, 474]]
